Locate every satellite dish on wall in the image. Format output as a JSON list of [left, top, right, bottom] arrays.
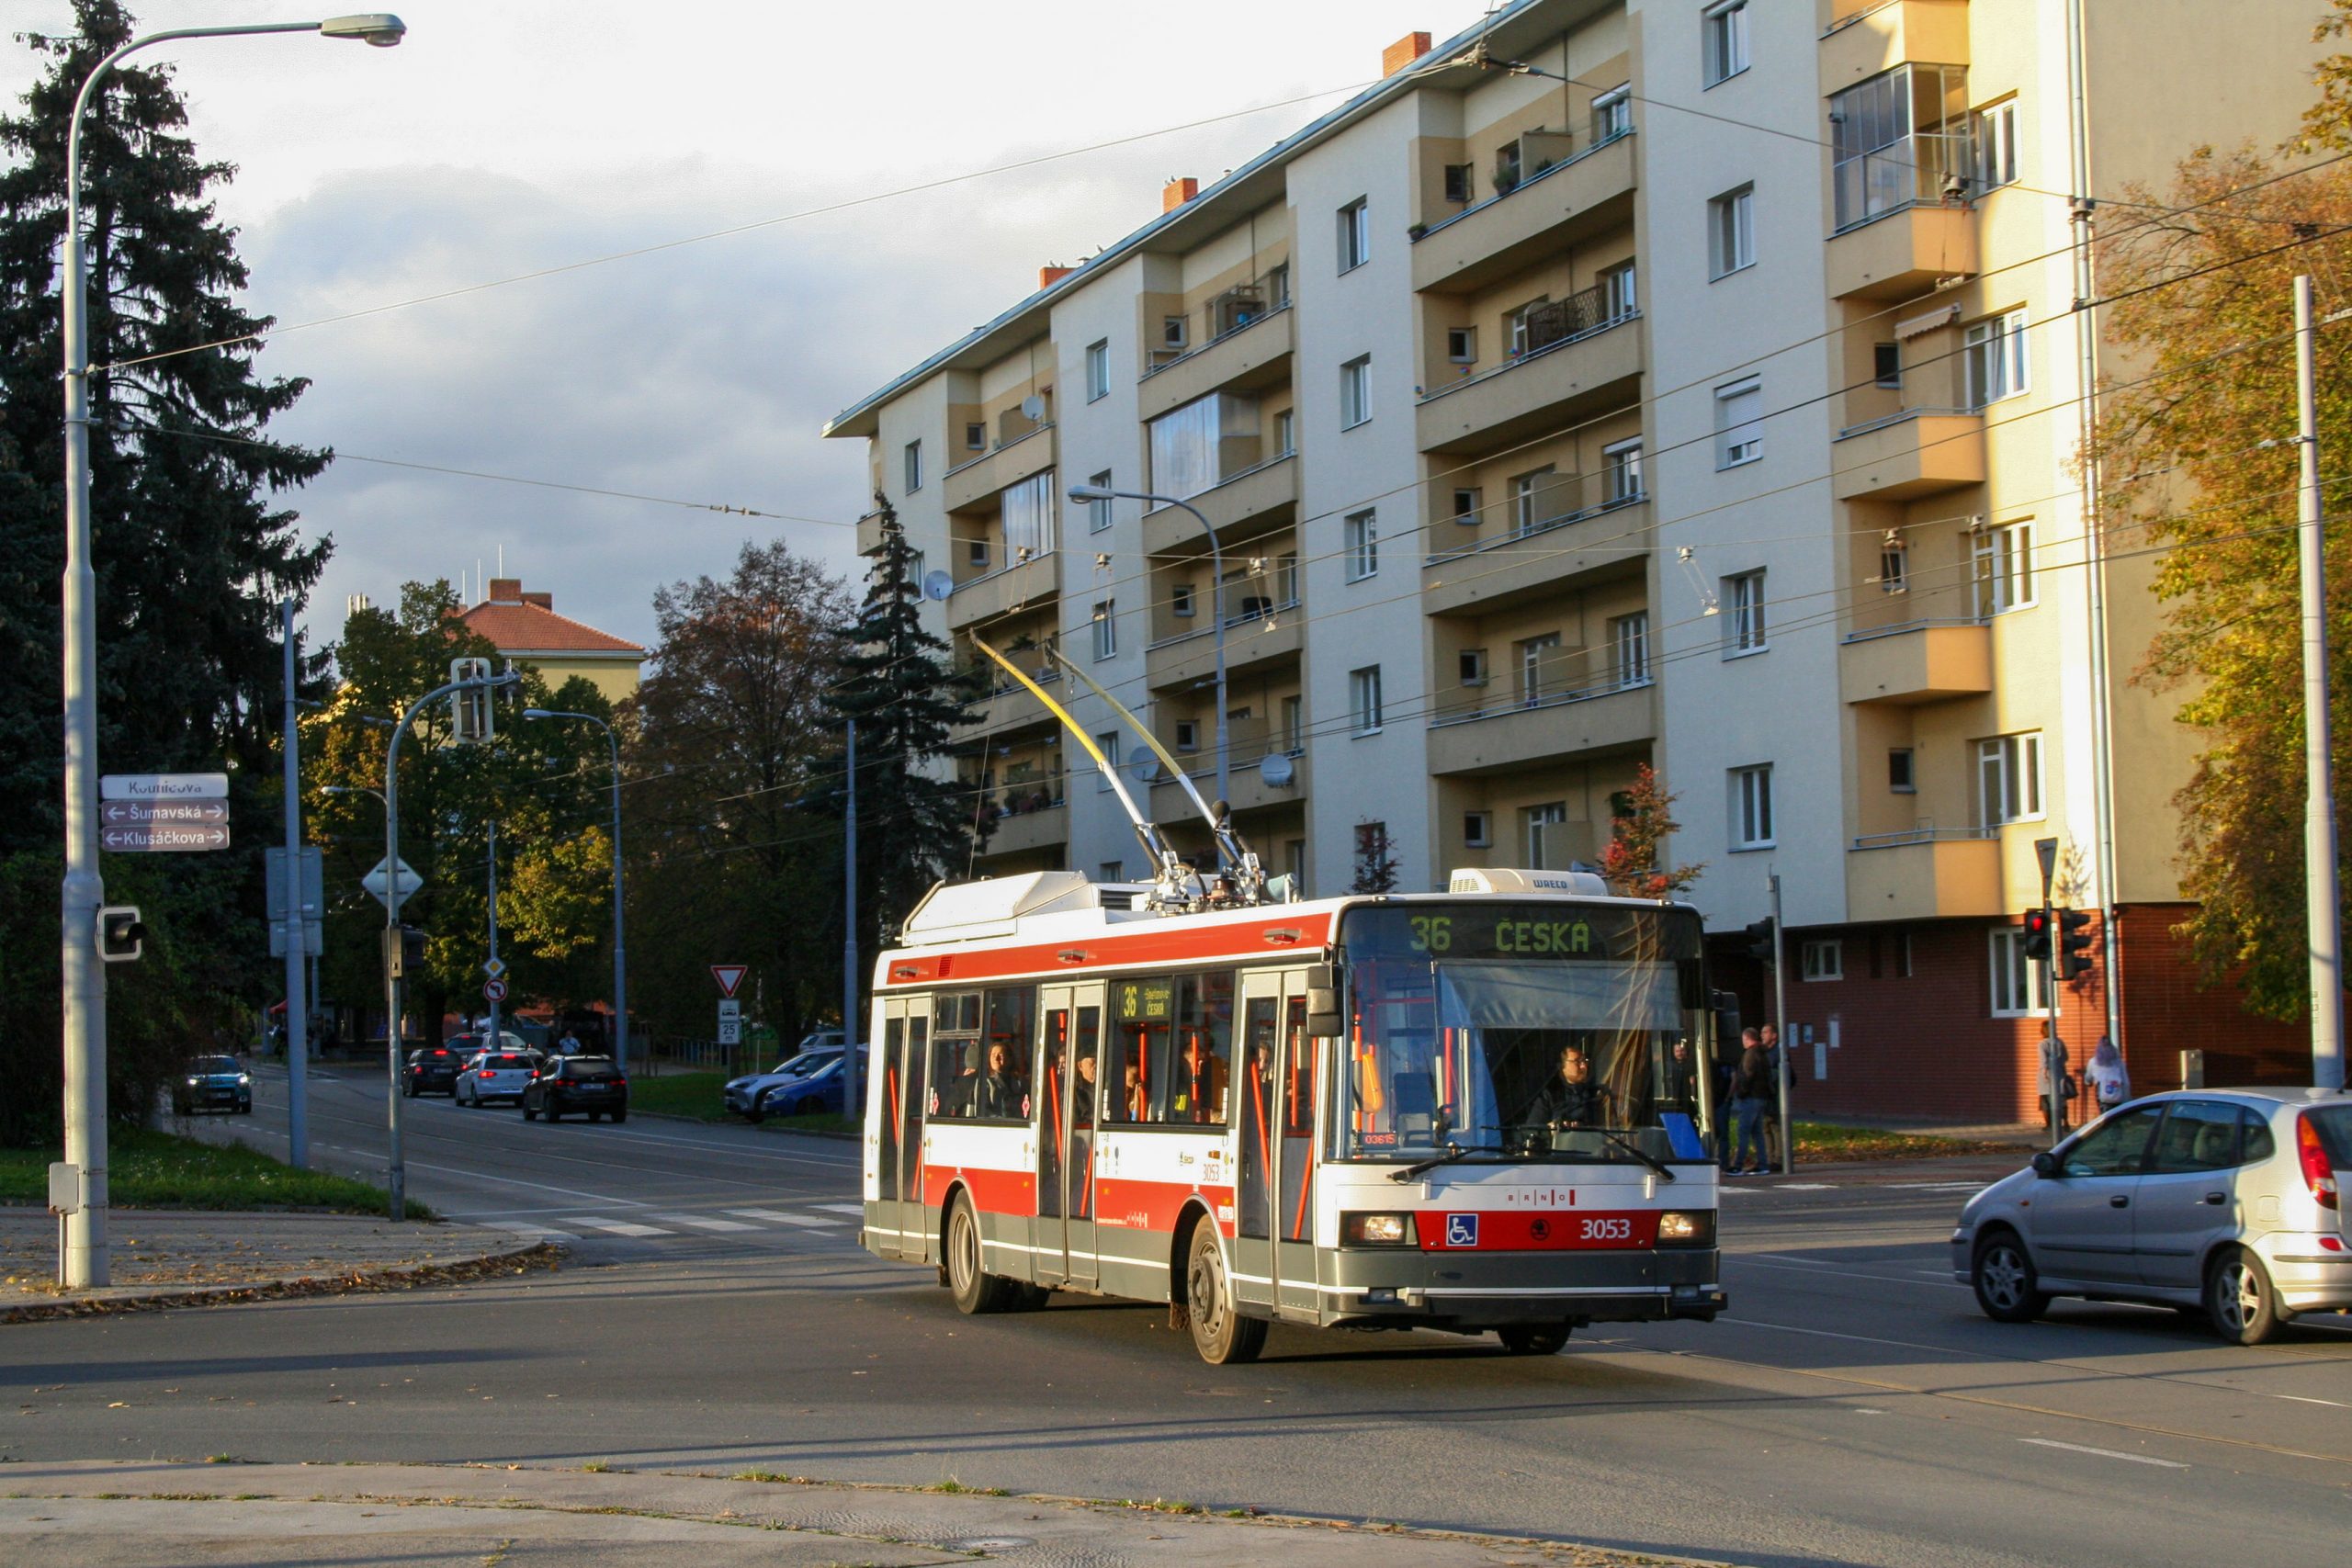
[[1258, 751, 1295, 788], [1021, 395, 1046, 421], [922, 570, 955, 602], [1127, 753, 1161, 783]]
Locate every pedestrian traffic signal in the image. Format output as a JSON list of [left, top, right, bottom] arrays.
[[385, 922, 428, 978], [2058, 907, 2096, 980], [2020, 907, 2052, 961], [1742, 916, 1777, 964]]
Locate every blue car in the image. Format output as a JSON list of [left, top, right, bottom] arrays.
[[175, 1055, 252, 1116], [724, 1049, 841, 1122], [757, 1052, 868, 1119]]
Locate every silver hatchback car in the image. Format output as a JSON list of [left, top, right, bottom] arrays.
[[1952, 1088, 2351, 1344]]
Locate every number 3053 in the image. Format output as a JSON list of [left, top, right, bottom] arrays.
[[1580, 1217, 1632, 1242]]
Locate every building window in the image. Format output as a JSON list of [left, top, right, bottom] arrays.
[[1971, 521, 2035, 615], [1978, 732, 2043, 824], [1085, 339, 1110, 401], [1974, 98, 2018, 190], [964, 421, 986, 451], [1725, 570, 1767, 654], [1889, 747, 1916, 793], [1171, 582, 1195, 618], [1268, 264, 1291, 309], [1732, 763, 1775, 849], [1464, 811, 1493, 849], [1446, 326, 1476, 363], [1702, 0, 1749, 87], [1453, 486, 1483, 525], [1715, 377, 1763, 467], [1350, 665, 1384, 734], [1174, 719, 1199, 752], [1592, 83, 1632, 141], [903, 439, 922, 492], [1340, 355, 1373, 428], [1087, 469, 1114, 534], [1338, 197, 1371, 272], [1708, 185, 1755, 278], [1281, 694, 1304, 752], [1459, 648, 1488, 686], [1964, 309, 2030, 406], [1161, 315, 1188, 353], [1508, 296, 1549, 356], [1148, 390, 1258, 501], [1495, 139, 1522, 191], [1603, 439, 1644, 503], [1509, 468, 1555, 534], [1830, 63, 1972, 230], [1802, 939, 1843, 981], [1612, 612, 1650, 687], [1880, 536, 1909, 593], [1895, 930, 1914, 978], [1599, 261, 1637, 323], [1525, 802, 1570, 869], [1443, 163, 1474, 203], [1099, 860, 1125, 883], [1091, 599, 1117, 660], [1273, 408, 1295, 456], [1000, 470, 1057, 561], [1518, 632, 1562, 704], [1095, 732, 1120, 792], [1873, 342, 1903, 389], [1275, 553, 1299, 606], [1344, 510, 1379, 581], [1990, 927, 2049, 1016], [967, 537, 989, 570]]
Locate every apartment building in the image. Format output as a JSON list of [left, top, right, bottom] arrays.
[[824, 0, 2330, 1119]]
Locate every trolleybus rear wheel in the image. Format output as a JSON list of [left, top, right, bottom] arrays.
[[1496, 1323, 1573, 1356], [946, 1192, 1015, 1314], [1184, 1218, 1265, 1365]]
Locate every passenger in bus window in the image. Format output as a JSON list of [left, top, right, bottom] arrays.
[[1170, 1033, 1229, 1124], [973, 1040, 1023, 1119], [1524, 1045, 1609, 1133], [1072, 1046, 1098, 1122], [1124, 1060, 1149, 1121], [1662, 1038, 1699, 1117]]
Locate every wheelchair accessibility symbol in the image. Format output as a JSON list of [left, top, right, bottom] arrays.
[[1445, 1213, 1479, 1247]]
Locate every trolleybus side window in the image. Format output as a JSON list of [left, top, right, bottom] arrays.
[[930, 987, 1032, 1121], [1108, 976, 1172, 1123], [928, 991, 982, 1118], [983, 987, 1034, 1119], [1107, 972, 1233, 1125], [1170, 971, 1233, 1125]]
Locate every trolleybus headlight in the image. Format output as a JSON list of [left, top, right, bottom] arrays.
[[1657, 1211, 1714, 1247], [1343, 1212, 1418, 1246]]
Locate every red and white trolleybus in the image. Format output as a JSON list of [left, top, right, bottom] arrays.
[[859, 863, 1727, 1363]]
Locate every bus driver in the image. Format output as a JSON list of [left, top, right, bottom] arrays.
[[1523, 1044, 1608, 1134]]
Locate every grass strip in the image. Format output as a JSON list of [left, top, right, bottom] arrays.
[[627, 1071, 855, 1134], [0, 1128, 429, 1217], [1792, 1122, 2021, 1162]]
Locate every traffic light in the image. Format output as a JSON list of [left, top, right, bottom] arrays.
[[2020, 907, 2052, 961], [450, 657, 493, 745], [1742, 916, 1777, 964], [384, 922, 428, 978], [2058, 908, 2097, 980]]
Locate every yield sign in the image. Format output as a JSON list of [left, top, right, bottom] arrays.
[[710, 964, 748, 999]]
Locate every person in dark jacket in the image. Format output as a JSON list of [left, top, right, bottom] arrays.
[[1524, 1045, 1609, 1135], [1730, 1028, 1772, 1175]]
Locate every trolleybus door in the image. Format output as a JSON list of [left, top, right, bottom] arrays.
[[1034, 982, 1102, 1290], [875, 998, 929, 1261], [1233, 972, 1283, 1309], [1273, 982, 1323, 1317]]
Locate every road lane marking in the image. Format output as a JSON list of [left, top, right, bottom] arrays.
[[492, 1224, 578, 1244], [1730, 1256, 1970, 1291], [573, 1219, 670, 1237], [584, 1124, 858, 1168], [657, 1214, 758, 1233], [398, 1159, 650, 1206], [2019, 1438, 2188, 1469], [815, 1202, 866, 1216], [727, 1210, 846, 1226], [2277, 1394, 2351, 1407]]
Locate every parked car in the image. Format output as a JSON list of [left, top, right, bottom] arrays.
[[401, 1045, 465, 1097], [1954, 1087, 2352, 1344], [724, 1050, 842, 1122], [757, 1050, 869, 1120], [456, 1050, 541, 1107], [447, 1031, 534, 1061], [174, 1055, 251, 1116], [522, 1055, 628, 1123]]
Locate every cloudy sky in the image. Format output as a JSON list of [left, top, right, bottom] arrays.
[[7, 0, 1446, 656]]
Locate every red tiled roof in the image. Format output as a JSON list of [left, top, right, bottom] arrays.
[[457, 599, 644, 657]]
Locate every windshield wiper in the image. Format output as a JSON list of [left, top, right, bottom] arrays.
[[1390, 1142, 1491, 1182], [1593, 1127, 1676, 1181]]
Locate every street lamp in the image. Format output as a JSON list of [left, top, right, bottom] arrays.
[[525, 709, 628, 1073], [1069, 483, 1232, 809], [57, 13, 407, 1289]]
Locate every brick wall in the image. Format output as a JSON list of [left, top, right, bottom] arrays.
[[2111, 902, 2312, 1089]]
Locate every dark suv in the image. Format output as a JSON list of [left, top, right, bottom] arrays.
[[401, 1045, 464, 1097], [175, 1055, 252, 1116], [522, 1055, 628, 1123]]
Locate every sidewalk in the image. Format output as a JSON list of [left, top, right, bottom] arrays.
[[0, 1209, 554, 1322], [0, 1459, 1723, 1567]]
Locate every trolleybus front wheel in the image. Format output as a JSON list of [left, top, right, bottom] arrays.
[[946, 1192, 1016, 1314], [1184, 1218, 1266, 1365]]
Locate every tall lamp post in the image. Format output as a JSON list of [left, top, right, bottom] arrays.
[[57, 11, 406, 1289], [523, 709, 628, 1072], [1068, 484, 1231, 808]]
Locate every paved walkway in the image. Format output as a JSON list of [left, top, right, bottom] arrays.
[[0, 1208, 547, 1319], [0, 1460, 1712, 1567]]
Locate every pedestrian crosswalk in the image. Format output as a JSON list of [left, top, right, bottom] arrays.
[[481, 1200, 862, 1248]]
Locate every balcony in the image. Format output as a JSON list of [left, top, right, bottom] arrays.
[[1847, 828, 2001, 919], [1139, 305, 1293, 423], [1418, 303, 1641, 456], [1819, 0, 1972, 89], [964, 668, 1062, 735], [1426, 679, 1655, 777], [1413, 129, 1637, 296], [1149, 743, 1306, 820], [1839, 618, 1993, 705], [1832, 408, 1984, 500], [1423, 479, 1649, 616], [1145, 601, 1302, 693], [943, 423, 1056, 513], [1140, 455, 1298, 557], [855, 508, 891, 558], [1826, 197, 1976, 302], [944, 551, 1059, 631]]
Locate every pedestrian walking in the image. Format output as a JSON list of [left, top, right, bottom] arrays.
[[1759, 1022, 1787, 1170], [2040, 1032, 2075, 1135], [2084, 1034, 2131, 1114], [1730, 1028, 1771, 1175]]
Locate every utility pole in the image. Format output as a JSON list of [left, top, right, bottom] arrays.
[[485, 819, 501, 1044], [279, 599, 309, 1168], [842, 719, 861, 1124], [1770, 873, 1791, 1176], [2296, 275, 2346, 1090], [2036, 836, 2066, 1148]]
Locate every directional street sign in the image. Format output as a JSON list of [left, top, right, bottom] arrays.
[[102, 799, 228, 827], [710, 964, 748, 998], [363, 856, 423, 911], [100, 823, 230, 853], [482, 956, 508, 981], [483, 978, 508, 1002], [101, 773, 228, 802]]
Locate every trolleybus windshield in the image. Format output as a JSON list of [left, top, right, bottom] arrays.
[[1336, 903, 1709, 1165]]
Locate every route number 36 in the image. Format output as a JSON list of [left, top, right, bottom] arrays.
[[1408, 916, 1453, 953]]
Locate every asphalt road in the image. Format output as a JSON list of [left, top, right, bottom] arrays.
[[8, 1063, 2349, 1568]]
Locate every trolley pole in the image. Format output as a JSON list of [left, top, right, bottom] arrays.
[[1770, 873, 1792, 1176], [842, 719, 861, 1123]]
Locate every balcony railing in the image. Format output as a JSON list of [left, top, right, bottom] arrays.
[[968, 776, 1069, 820], [1419, 280, 1637, 407], [1832, 131, 1973, 232], [1144, 297, 1291, 378], [1840, 615, 1985, 646], [1835, 404, 1973, 442], [1426, 474, 1646, 566], [1852, 824, 1998, 850], [1147, 593, 1302, 652], [942, 417, 1054, 482], [1428, 672, 1652, 729], [1414, 120, 1634, 244]]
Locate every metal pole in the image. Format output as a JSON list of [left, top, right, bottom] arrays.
[[485, 819, 500, 1043], [606, 724, 627, 1074], [1770, 873, 1791, 1175], [2298, 276, 2346, 1089], [1182, 500, 1231, 812], [279, 599, 309, 1168], [842, 718, 860, 1122]]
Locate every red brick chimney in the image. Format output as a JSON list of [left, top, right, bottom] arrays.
[[1039, 264, 1074, 289], [1382, 30, 1430, 77], [487, 577, 521, 603], [522, 591, 552, 610], [1161, 176, 1199, 213]]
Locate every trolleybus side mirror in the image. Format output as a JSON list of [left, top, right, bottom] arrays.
[[1305, 988, 1342, 1037]]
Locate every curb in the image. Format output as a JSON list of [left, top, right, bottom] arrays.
[[1, 1240, 563, 1325]]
